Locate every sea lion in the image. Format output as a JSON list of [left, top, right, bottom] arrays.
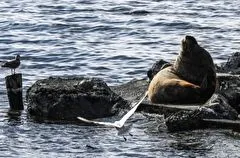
[[148, 35, 216, 104], [77, 36, 217, 128]]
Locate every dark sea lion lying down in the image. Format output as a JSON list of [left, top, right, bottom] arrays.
[[148, 35, 216, 104]]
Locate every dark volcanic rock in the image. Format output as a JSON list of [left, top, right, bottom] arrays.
[[111, 79, 149, 101], [26, 76, 127, 121], [165, 94, 238, 132], [147, 59, 170, 80], [217, 75, 240, 113], [216, 52, 240, 74]]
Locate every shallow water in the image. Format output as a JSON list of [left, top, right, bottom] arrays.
[[0, 0, 240, 157]]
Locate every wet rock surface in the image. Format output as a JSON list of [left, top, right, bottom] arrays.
[[26, 76, 127, 121]]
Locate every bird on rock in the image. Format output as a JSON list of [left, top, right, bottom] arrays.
[[1, 55, 21, 75]]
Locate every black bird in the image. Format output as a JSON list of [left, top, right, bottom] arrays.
[[1, 55, 20, 74]]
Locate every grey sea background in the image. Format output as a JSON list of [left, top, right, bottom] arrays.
[[0, 0, 239, 157]]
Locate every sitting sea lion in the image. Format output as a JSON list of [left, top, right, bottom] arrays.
[[148, 35, 216, 104], [77, 35, 217, 128]]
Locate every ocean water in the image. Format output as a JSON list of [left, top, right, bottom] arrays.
[[0, 0, 240, 157]]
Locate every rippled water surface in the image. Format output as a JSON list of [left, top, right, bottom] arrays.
[[0, 0, 240, 157]]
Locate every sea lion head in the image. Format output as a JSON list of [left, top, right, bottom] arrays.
[[175, 35, 216, 86], [181, 35, 199, 58], [180, 35, 214, 66]]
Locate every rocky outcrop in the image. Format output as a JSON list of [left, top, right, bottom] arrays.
[[26, 77, 127, 121], [165, 94, 238, 132], [164, 53, 240, 131], [217, 74, 240, 113], [216, 52, 240, 74], [147, 59, 169, 80], [26, 52, 240, 131]]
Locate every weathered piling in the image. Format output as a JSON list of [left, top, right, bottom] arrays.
[[5, 73, 23, 110]]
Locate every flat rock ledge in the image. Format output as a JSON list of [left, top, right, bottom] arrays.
[[26, 76, 127, 121]]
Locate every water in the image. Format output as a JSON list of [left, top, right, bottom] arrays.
[[0, 0, 240, 157]]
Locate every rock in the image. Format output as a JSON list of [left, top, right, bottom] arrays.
[[26, 76, 127, 121], [217, 52, 240, 74], [217, 75, 240, 113], [110, 79, 149, 101], [165, 94, 238, 132], [25, 52, 240, 131], [147, 59, 170, 80], [133, 52, 240, 131], [111, 75, 240, 132]]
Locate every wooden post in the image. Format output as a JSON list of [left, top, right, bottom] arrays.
[[5, 73, 23, 110]]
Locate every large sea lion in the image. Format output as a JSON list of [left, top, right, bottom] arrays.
[[77, 35, 217, 128], [148, 35, 216, 104]]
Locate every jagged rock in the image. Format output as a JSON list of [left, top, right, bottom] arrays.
[[217, 75, 240, 113], [165, 94, 238, 132], [147, 59, 170, 80], [26, 76, 127, 121], [217, 52, 240, 74]]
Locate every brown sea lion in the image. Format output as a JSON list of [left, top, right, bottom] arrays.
[[76, 36, 217, 128], [148, 35, 216, 104]]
